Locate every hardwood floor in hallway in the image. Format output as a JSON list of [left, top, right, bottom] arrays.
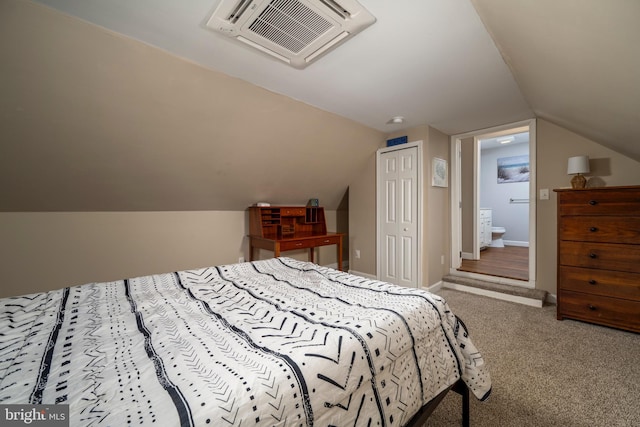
[[458, 246, 529, 281]]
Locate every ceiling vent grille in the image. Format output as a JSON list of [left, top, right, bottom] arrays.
[[206, 0, 376, 69]]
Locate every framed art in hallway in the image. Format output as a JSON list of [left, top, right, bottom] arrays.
[[432, 157, 448, 187]]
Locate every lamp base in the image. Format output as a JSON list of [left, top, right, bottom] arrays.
[[571, 174, 587, 189]]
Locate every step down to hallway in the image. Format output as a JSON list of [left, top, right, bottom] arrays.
[[442, 275, 548, 308]]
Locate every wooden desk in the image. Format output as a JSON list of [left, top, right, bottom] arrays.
[[249, 232, 344, 271]]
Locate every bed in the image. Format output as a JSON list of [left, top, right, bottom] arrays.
[[0, 257, 491, 426]]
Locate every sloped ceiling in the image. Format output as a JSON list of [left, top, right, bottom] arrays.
[[29, 0, 533, 136], [471, 0, 640, 161], [26, 0, 639, 161]]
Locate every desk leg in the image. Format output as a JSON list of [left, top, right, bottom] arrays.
[[337, 237, 343, 271], [249, 241, 255, 261], [309, 248, 315, 264], [274, 243, 280, 258]]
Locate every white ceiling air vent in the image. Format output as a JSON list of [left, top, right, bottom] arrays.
[[206, 0, 376, 69]]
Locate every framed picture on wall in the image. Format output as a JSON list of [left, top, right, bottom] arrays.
[[497, 155, 530, 183], [432, 157, 448, 187]]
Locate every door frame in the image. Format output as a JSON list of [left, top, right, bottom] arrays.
[[472, 135, 482, 260], [376, 140, 423, 287], [450, 119, 537, 288]]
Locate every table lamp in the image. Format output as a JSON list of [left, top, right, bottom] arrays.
[[567, 156, 590, 189]]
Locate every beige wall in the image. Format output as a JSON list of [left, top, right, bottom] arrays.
[[0, 1, 370, 297], [0, 211, 244, 297], [0, 0, 382, 212], [426, 127, 451, 285], [348, 153, 378, 276], [0, 210, 341, 298]]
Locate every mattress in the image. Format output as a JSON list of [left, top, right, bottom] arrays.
[[0, 257, 491, 426]]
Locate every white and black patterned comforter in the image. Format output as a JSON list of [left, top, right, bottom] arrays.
[[0, 257, 491, 426]]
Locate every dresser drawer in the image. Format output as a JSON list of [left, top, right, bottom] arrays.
[[559, 266, 640, 300], [558, 290, 640, 332], [559, 216, 640, 243], [558, 189, 640, 216], [559, 241, 640, 273]]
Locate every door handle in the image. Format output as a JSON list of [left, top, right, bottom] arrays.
[[403, 228, 409, 231]]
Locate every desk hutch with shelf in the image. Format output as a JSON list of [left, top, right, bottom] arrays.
[[248, 206, 344, 270]]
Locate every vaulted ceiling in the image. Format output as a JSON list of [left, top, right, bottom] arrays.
[[472, 0, 640, 161], [28, 0, 639, 161]]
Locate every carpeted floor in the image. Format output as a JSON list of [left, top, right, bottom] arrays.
[[423, 289, 640, 426]]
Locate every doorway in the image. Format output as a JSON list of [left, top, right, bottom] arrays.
[[450, 120, 537, 288]]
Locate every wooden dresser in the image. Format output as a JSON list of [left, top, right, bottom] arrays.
[[554, 186, 640, 333]]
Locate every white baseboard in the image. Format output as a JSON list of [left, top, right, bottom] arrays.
[[426, 281, 443, 292], [461, 252, 473, 260], [442, 281, 543, 308], [504, 240, 529, 247]]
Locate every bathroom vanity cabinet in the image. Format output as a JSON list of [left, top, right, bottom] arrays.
[[479, 208, 492, 249]]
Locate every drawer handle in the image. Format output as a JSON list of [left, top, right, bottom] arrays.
[[589, 227, 598, 232], [295, 243, 303, 247], [589, 253, 597, 259], [323, 240, 330, 243], [588, 304, 597, 311], [588, 279, 597, 285], [588, 200, 598, 206]]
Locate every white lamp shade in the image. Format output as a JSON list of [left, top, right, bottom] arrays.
[[567, 156, 590, 175]]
